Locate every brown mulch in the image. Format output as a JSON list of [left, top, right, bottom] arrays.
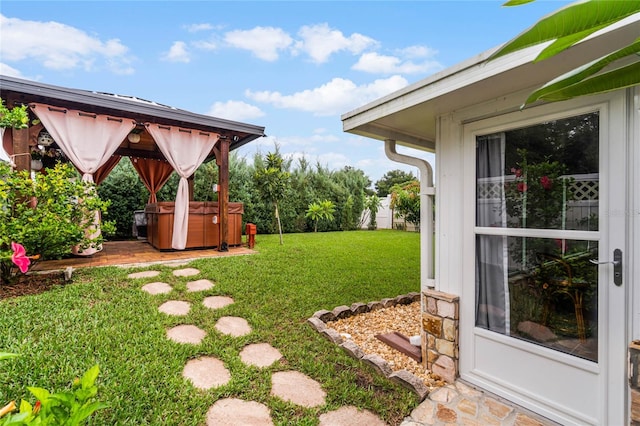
[[0, 272, 67, 300]]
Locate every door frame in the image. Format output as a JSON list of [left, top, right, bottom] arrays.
[[458, 92, 629, 425]]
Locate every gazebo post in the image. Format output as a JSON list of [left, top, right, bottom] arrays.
[[11, 127, 30, 172], [215, 137, 230, 252]]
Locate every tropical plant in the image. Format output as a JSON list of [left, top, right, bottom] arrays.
[[491, 0, 640, 106], [0, 162, 115, 270], [0, 363, 107, 426], [390, 180, 421, 230], [374, 169, 416, 197], [305, 200, 336, 232], [365, 195, 382, 230], [254, 150, 290, 244]]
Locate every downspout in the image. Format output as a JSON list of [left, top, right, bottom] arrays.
[[384, 139, 435, 290]]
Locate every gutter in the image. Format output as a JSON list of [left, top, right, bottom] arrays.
[[384, 139, 435, 290]]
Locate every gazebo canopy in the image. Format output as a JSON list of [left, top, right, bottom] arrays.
[[1, 75, 265, 161]]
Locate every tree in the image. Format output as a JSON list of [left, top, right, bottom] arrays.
[[375, 169, 417, 197], [305, 200, 336, 232], [491, 0, 640, 106], [365, 194, 382, 230], [390, 180, 421, 230], [254, 150, 290, 244]]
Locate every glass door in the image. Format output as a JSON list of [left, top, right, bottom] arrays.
[[461, 96, 627, 425]]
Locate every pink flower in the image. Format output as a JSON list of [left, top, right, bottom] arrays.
[[511, 167, 523, 178], [540, 175, 553, 190], [517, 182, 528, 193], [10, 242, 30, 273]]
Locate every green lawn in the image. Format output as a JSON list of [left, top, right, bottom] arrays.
[[0, 230, 421, 425]]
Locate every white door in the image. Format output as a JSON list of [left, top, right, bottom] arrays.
[[460, 93, 628, 425]]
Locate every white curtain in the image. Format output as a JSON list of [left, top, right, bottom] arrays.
[[30, 103, 135, 255], [475, 133, 509, 334], [146, 124, 218, 250], [30, 103, 135, 183]]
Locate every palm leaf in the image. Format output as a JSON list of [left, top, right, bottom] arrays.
[[523, 39, 640, 105], [491, 0, 640, 60], [528, 61, 640, 103]]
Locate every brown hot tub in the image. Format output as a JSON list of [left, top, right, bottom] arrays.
[[145, 201, 244, 250]]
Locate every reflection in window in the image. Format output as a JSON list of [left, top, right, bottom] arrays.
[[476, 112, 599, 231]]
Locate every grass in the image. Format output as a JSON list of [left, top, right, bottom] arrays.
[[0, 230, 421, 425]]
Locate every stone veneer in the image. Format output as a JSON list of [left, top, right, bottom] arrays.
[[307, 292, 432, 400], [422, 289, 459, 384], [629, 341, 640, 425]]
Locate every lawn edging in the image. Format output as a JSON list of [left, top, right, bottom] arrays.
[[307, 292, 430, 401]]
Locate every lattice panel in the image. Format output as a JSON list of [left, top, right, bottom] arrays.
[[570, 179, 598, 202]]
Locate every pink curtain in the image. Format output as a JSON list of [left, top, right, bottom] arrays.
[[30, 103, 135, 183], [130, 157, 175, 203], [146, 124, 218, 250], [30, 103, 135, 255]]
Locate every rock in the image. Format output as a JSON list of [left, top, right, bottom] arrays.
[[389, 370, 429, 400]]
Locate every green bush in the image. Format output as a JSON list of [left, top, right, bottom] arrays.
[[0, 162, 115, 282]]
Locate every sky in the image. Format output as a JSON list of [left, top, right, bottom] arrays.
[[0, 0, 572, 186]]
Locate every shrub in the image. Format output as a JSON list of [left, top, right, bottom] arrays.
[[0, 162, 115, 281]]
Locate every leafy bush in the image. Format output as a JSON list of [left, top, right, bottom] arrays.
[[0, 162, 115, 279]]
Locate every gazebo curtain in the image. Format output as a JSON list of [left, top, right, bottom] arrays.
[[93, 155, 122, 186], [30, 103, 135, 183], [130, 157, 175, 203], [146, 124, 218, 250], [30, 103, 135, 255]]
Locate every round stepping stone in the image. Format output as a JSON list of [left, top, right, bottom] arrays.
[[141, 282, 172, 295], [206, 398, 273, 426], [167, 324, 206, 344], [240, 343, 282, 368], [215, 316, 251, 337], [319, 406, 387, 426], [128, 270, 160, 279], [158, 300, 191, 316], [186, 279, 214, 292], [173, 268, 200, 277], [182, 357, 230, 390], [203, 296, 234, 310], [270, 371, 326, 407]]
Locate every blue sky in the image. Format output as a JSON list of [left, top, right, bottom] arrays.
[[0, 1, 571, 185]]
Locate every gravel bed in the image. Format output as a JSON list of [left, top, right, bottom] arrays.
[[328, 301, 445, 391]]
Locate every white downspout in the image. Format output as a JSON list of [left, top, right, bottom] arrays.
[[384, 139, 435, 290]]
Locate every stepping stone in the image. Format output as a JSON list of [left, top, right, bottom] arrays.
[[182, 356, 230, 390], [173, 268, 200, 277], [186, 279, 214, 292], [167, 324, 206, 344], [141, 282, 172, 295], [240, 343, 282, 368], [158, 300, 191, 316], [206, 398, 273, 426], [215, 316, 251, 337], [203, 296, 234, 310], [128, 270, 160, 279], [319, 406, 387, 426], [270, 371, 326, 407]]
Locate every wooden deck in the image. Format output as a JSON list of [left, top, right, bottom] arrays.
[[31, 239, 255, 272]]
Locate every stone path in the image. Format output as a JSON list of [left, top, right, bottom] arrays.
[[128, 266, 386, 425], [130, 267, 554, 425]]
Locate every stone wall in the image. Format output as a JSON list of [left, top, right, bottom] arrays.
[[422, 289, 459, 383]]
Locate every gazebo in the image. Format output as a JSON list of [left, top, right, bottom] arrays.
[[1, 75, 265, 253]]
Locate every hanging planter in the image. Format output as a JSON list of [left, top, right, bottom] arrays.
[[30, 159, 43, 171]]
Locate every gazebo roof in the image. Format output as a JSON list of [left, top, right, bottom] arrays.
[[0, 75, 265, 160]]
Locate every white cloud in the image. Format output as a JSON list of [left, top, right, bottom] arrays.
[[224, 26, 293, 61], [184, 23, 213, 33], [293, 23, 378, 63], [0, 62, 24, 78], [352, 52, 443, 75], [162, 41, 191, 63], [207, 100, 265, 122], [398, 45, 438, 59], [0, 14, 134, 74], [192, 39, 218, 51], [245, 75, 408, 116]]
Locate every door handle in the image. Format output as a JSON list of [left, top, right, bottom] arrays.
[[589, 249, 623, 286]]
